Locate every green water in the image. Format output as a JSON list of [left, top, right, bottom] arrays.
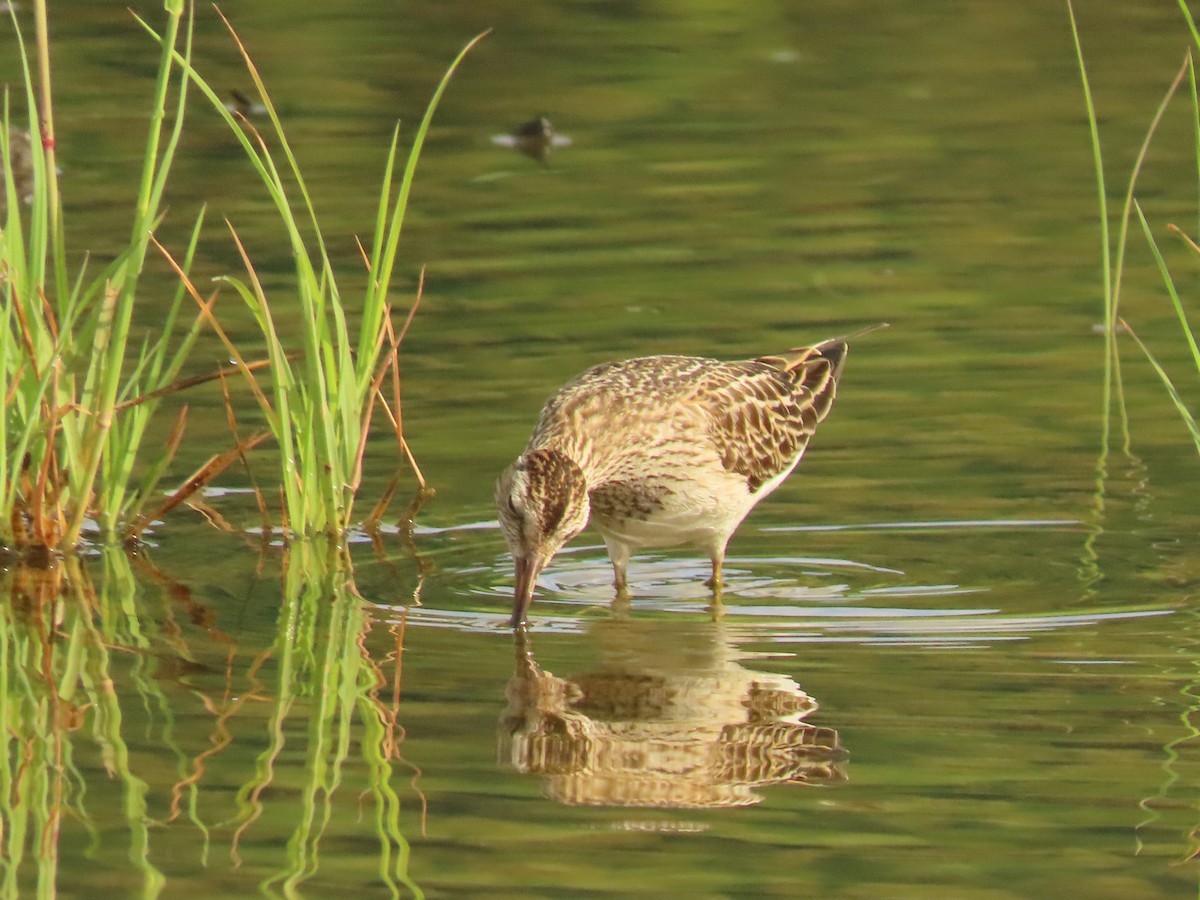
[[5, 0, 1200, 897]]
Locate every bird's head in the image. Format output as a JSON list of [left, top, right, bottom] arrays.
[[495, 448, 590, 627]]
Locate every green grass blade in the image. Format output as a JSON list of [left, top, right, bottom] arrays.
[[1161, 231, 1200, 376], [369, 125, 402, 276], [1133, 204, 1200, 451], [136, 14, 484, 536], [1178, 0, 1200, 53], [361, 30, 489, 377], [148, 207, 209, 389], [1121, 319, 1200, 454], [1190, 52, 1200, 237], [1112, 57, 1188, 318], [1136, 201, 1200, 376], [1068, 0, 1112, 326]]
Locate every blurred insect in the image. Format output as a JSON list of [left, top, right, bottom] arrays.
[[491, 116, 571, 165]]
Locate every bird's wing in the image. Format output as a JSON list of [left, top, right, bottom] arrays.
[[704, 351, 839, 492]]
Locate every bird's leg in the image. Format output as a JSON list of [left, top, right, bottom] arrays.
[[612, 561, 629, 598], [704, 552, 724, 591], [604, 538, 632, 598], [706, 551, 726, 620]]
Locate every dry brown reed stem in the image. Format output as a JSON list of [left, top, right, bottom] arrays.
[[361, 476, 400, 534], [278, 485, 289, 536], [31, 379, 61, 546], [126, 428, 271, 542], [124, 402, 192, 536], [1168, 222, 1200, 253], [150, 231, 276, 416], [10, 281, 42, 369], [350, 315, 392, 498], [378, 268, 428, 491], [219, 368, 273, 534], [111, 353, 296, 415], [185, 496, 237, 534], [361, 270, 430, 532]]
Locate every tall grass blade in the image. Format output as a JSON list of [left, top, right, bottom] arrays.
[[1120, 318, 1200, 454], [139, 16, 484, 536], [1068, 0, 1112, 327], [363, 30, 490, 375], [1160, 224, 1200, 374], [1, 2, 216, 550]]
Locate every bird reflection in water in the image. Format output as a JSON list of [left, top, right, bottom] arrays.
[[497, 619, 846, 809]]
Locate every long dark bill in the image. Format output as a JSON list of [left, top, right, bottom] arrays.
[[509, 555, 544, 628], [816, 322, 888, 383]]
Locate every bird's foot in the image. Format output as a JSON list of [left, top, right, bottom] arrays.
[[704, 569, 726, 591]]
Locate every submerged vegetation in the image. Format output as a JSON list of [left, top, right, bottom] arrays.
[[0, 1, 482, 556]]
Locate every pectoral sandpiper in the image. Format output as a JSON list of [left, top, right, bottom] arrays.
[[496, 336, 852, 627]]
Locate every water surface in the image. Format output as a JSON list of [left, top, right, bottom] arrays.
[[4, 0, 1200, 897]]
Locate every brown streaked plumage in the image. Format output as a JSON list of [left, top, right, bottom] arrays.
[[496, 338, 850, 627]]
